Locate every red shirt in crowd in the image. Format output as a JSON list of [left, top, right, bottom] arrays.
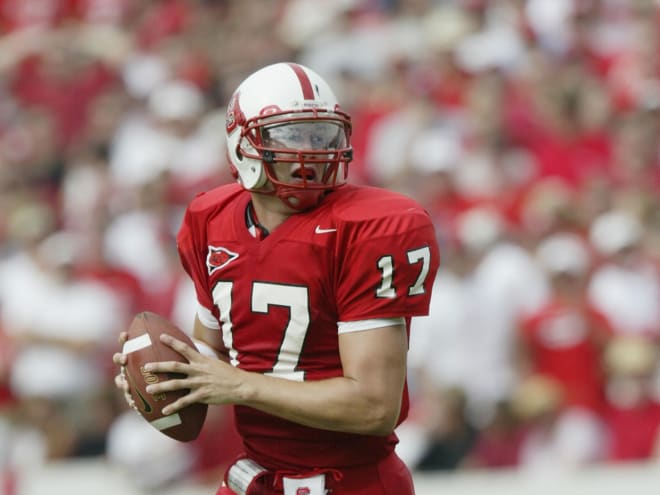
[[518, 299, 613, 413]]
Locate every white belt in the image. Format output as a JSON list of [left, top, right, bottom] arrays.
[[226, 458, 268, 495]]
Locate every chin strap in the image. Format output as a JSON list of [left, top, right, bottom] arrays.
[[276, 188, 326, 211], [248, 185, 327, 212]]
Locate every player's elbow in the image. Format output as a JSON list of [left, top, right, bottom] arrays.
[[360, 401, 400, 436], [365, 414, 398, 436]]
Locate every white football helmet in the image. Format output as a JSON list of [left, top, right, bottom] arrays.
[[225, 62, 352, 210]]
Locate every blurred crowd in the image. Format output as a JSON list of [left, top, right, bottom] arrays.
[[0, 0, 659, 491]]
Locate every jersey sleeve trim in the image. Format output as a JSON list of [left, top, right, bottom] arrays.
[[337, 317, 405, 334], [197, 302, 220, 330]]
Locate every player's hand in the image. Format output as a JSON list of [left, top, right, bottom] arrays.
[[113, 331, 138, 413], [141, 333, 244, 415]]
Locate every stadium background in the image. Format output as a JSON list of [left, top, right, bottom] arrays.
[[0, 0, 659, 494]]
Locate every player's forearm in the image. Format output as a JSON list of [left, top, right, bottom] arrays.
[[235, 369, 403, 436], [192, 316, 228, 361], [151, 322, 407, 435]]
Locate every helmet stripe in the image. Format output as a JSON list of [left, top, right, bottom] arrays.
[[287, 63, 315, 100]]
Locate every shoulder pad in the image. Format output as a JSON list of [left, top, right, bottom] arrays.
[[328, 186, 433, 239], [188, 183, 244, 213]]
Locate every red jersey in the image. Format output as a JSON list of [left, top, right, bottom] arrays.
[[177, 183, 440, 471]]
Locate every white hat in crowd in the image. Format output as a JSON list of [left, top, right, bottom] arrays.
[[455, 206, 504, 253], [536, 232, 590, 276], [589, 210, 643, 256], [147, 80, 204, 122]]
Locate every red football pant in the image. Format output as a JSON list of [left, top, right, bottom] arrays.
[[216, 452, 414, 495]]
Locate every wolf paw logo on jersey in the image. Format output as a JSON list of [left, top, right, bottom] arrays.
[[206, 246, 239, 275]]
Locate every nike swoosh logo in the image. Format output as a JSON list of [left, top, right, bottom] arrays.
[[315, 225, 337, 234], [132, 388, 153, 414]]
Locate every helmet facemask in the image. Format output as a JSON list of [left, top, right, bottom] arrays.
[[236, 109, 353, 210]]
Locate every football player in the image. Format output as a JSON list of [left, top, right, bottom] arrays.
[[114, 62, 440, 495]]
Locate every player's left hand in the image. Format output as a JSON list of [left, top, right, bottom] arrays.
[[113, 331, 139, 413], [142, 333, 246, 415]]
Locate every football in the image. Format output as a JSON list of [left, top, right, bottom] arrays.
[[122, 311, 208, 442]]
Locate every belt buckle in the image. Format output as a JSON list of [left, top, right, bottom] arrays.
[[282, 473, 325, 495]]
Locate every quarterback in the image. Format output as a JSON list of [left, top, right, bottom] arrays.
[[114, 62, 440, 495]]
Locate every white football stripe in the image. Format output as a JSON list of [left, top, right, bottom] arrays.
[[122, 333, 152, 354], [150, 413, 182, 431]]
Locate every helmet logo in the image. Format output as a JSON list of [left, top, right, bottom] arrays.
[[259, 105, 282, 116], [206, 245, 239, 275], [226, 91, 244, 133]]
